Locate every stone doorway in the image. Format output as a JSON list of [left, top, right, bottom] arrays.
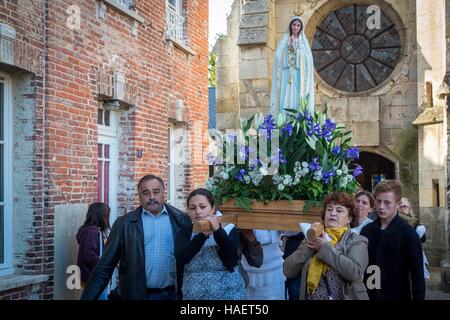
[[355, 152, 395, 192]]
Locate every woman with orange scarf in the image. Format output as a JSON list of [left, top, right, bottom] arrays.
[[283, 192, 369, 300]]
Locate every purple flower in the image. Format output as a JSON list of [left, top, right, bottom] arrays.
[[228, 131, 237, 141], [296, 112, 304, 121], [312, 123, 322, 136], [249, 157, 258, 167], [206, 153, 217, 165], [282, 123, 294, 137], [353, 165, 363, 177], [324, 119, 336, 132], [260, 114, 276, 141], [309, 157, 321, 172], [304, 111, 312, 123], [322, 170, 335, 184], [239, 145, 249, 161], [270, 149, 287, 165], [345, 147, 360, 160], [235, 168, 246, 182], [331, 146, 341, 156], [261, 114, 276, 131], [321, 119, 335, 141], [279, 151, 287, 164]]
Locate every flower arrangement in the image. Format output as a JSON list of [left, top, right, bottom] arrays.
[[206, 100, 362, 211]]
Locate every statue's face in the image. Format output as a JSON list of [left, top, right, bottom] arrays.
[[290, 20, 302, 36]]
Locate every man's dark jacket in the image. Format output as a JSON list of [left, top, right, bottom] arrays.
[[361, 214, 425, 300], [81, 204, 192, 300]]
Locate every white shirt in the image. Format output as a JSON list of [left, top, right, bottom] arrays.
[[351, 217, 374, 234]]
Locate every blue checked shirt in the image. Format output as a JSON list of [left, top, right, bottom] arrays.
[[142, 205, 175, 289]]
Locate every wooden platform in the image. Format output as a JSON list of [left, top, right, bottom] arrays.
[[219, 199, 322, 232]]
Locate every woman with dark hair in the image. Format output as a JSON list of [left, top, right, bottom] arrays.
[[176, 188, 246, 300], [76, 202, 111, 299], [283, 192, 369, 300], [352, 191, 375, 234]]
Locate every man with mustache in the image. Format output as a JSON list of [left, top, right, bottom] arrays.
[[81, 174, 192, 300]]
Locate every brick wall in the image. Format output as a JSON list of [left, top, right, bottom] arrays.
[[0, 0, 209, 299]]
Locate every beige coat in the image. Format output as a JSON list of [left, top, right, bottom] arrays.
[[283, 230, 369, 300]]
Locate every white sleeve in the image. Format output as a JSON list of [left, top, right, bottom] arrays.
[[416, 225, 426, 238]]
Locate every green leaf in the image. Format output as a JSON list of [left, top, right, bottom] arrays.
[[321, 150, 329, 172], [286, 144, 306, 172], [315, 140, 325, 158], [306, 135, 318, 151], [276, 113, 285, 127], [236, 197, 252, 212], [300, 97, 308, 111], [243, 115, 255, 132]]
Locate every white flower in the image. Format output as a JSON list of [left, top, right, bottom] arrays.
[[244, 175, 251, 184], [222, 172, 229, 180], [278, 183, 285, 191], [205, 178, 215, 190], [339, 177, 348, 187], [283, 175, 293, 186], [273, 174, 282, 184], [259, 167, 269, 176], [336, 169, 343, 176], [314, 170, 322, 181], [302, 161, 309, 168], [342, 164, 348, 174]]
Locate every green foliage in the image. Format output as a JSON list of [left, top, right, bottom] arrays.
[[208, 52, 217, 87], [205, 99, 362, 210]]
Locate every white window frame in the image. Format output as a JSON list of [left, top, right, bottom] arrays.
[[166, 0, 189, 48], [167, 127, 176, 205], [0, 73, 13, 276], [97, 107, 118, 222], [98, 106, 117, 138], [97, 107, 119, 289], [113, 0, 134, 9], [167, 0, 182, 14]]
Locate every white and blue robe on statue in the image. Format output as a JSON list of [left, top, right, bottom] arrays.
[[270, 16, 315, 115]]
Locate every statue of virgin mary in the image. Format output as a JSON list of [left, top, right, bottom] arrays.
[[269, 16, 315, 115]]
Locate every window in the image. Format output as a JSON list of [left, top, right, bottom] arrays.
[[168, 0, 182, 13], [97, 107, 117, 207], [112, 0, 135, 11], [166, 0, 187, 46], [312, 4, 401, 92], [0, 73, 12, 276], [97, 143, 111, 204], [432, 179, 440, 207], [97, 107, 111, 127], [97, 106, 118, 288]]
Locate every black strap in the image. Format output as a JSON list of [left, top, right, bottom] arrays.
[[323, 276, 333, 300]]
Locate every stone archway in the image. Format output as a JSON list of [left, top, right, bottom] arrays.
[[354, 151, 395, 192]]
